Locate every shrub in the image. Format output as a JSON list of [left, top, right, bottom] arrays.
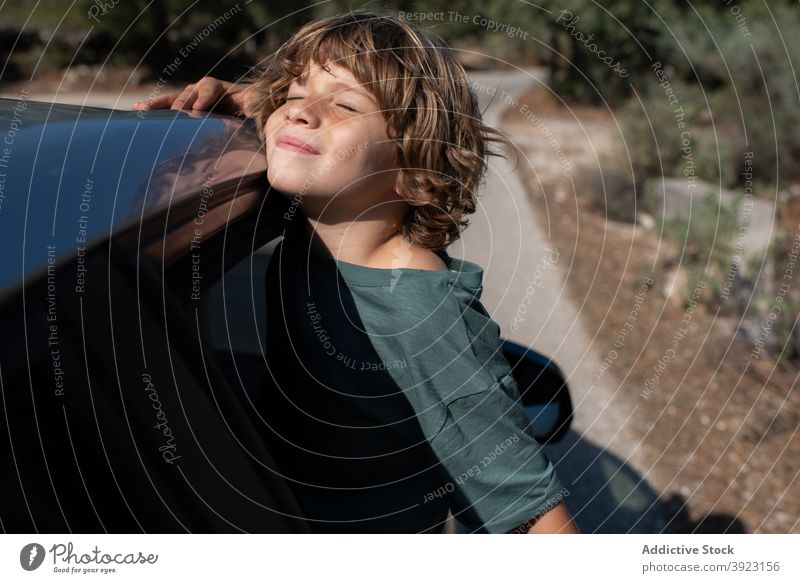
[[574, 152, 638, 223], [657, 189, 741, 302]]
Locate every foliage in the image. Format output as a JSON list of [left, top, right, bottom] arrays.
[[574, 151, 637, 223], [657, 188, 741, 304], [654, 0, 800, 186], [0, 0, 323, 82]]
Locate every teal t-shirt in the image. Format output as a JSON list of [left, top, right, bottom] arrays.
[[256, 223, 565, 533]]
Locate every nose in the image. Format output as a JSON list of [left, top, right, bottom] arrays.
[[285, 96, 321, 128]]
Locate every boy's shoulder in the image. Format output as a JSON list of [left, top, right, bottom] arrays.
[[370, 239, 447, 271], [405, 247, 447, 271]]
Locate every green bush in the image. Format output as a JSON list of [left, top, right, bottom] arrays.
[[653, 1, 800, 186], [575, 152, 638, 223], [613, 79, 707, 194], [692, 128, 740, 190], [659, 188, 741, 276], [540, 0, 800, 188], [645, 188, 740, 304]]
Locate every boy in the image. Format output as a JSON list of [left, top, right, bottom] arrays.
[[133, 11, 578, 534]]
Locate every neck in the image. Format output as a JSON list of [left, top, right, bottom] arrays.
[[298, 197, 411, 267]]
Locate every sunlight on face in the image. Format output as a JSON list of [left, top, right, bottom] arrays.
[[264, 60, 401, 212]]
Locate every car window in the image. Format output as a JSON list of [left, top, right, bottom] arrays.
[[0, 232, 306, 532], [0, 100, 265, 292]]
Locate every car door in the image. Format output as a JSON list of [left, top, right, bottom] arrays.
[[0, 100, 309, 532]]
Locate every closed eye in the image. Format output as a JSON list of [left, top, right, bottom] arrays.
[[285, 96, 358, 113]]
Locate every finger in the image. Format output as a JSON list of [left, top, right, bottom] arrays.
[[191, 86, 220, 110], [229, 84, 255, 116], [132, 93, 180, 110], [170, 89, 196, 110], [170, 86, 199, 111]]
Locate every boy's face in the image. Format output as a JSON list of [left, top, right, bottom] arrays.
[[263, 59, 400, 211]]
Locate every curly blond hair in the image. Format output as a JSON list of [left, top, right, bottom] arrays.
[[244, 10, 514, 251]]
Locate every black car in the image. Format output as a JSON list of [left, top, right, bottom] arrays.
[[0, 98, 573, 533]]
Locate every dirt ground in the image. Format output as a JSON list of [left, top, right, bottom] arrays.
[[502, 85, 799, 534]]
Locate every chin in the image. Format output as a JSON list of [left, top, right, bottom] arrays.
[[266, 166, 309, 194]]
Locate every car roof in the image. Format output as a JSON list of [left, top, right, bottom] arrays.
[[0, 98, 266, 290]]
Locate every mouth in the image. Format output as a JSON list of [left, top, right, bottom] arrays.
[[275, 135, 320, 155]]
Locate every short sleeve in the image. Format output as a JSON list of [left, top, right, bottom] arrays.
[[360, 284, 567, 533], [428, 375, 567, 533]]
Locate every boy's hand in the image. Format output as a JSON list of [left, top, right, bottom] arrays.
[[522, 500, 581, 534], [132, 76, 256, 117]]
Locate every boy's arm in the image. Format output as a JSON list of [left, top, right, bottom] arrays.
[[520, 500, 580, 534]]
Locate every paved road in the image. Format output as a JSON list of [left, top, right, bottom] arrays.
[[461, 68, 670, 533]]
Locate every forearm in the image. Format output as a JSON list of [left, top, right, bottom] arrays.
[[523, 500, 580, 534]]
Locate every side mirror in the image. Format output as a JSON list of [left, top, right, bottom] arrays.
[[501, 340, 573, 444]]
